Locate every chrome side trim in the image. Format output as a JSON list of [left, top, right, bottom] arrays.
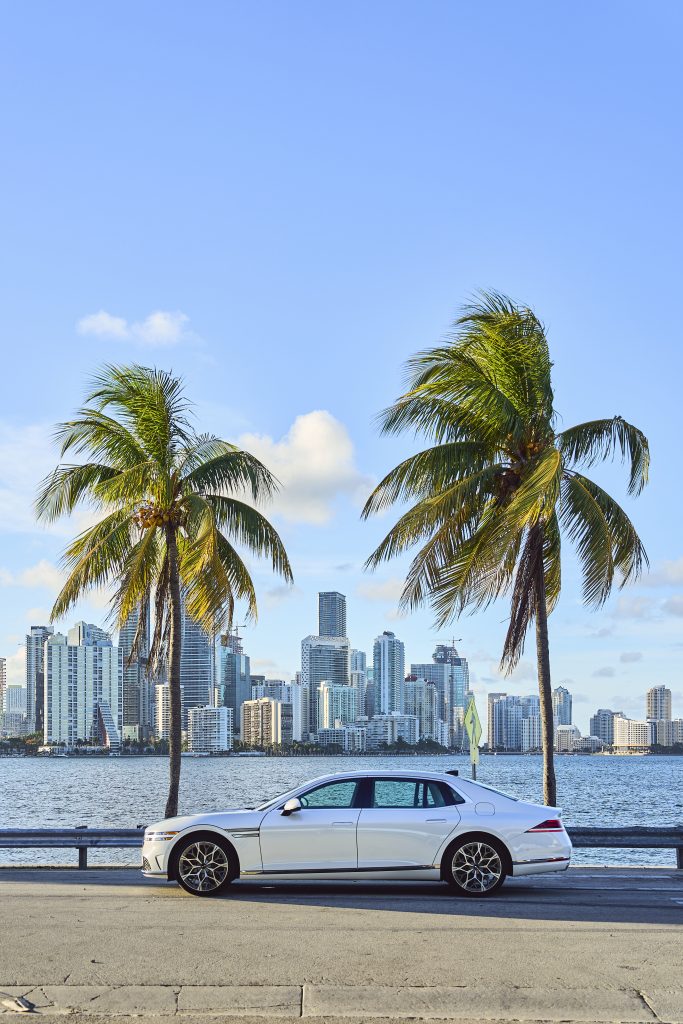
[[230, 830, 260, 839], [242, 864, 434, 875], [512, 856, 570, 865]]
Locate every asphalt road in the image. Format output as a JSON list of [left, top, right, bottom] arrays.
[[0, 866, 681, 1021]]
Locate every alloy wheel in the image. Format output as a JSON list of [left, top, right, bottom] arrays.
[[451, 841, 502, 893], [178, 840, 230, 893]]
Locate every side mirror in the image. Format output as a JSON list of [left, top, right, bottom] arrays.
[[281, 798, 302, 817]]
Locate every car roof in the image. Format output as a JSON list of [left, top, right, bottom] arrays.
[[302, 768, 460, 783]]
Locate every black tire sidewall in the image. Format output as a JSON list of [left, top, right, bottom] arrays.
[[173, 835, 236, 897]]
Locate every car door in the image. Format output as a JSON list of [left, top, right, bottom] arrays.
[[356, 778, 461, 868], [259, 778, 362, 872]]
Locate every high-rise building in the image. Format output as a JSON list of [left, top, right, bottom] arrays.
[[552, 686, 572, 726], [251, 680, 292, 702], [487, 692, 507, 749], [488, 694, 540, 751], [290, 682, 308, 742], [214, 632, 250, 736], [1, 685, 27, 737], [411, 645, 470, 736], [373, 631, 405, 715], [317, 682, 358, 730], [349, 649, 367, 715], [180, 607, 213, 725], [44, 626, 123, 750], [646, 686, 672, 721], [188, 706, 233, 752], [241, 697, 293, 747], [555, 724, 580, 753], [301, 635, 350, 734], [614, 717, 653, 750], [521, 715, 542, 752], [350, 649, 366, 673], [365, 713, 419, 750], [154, 683, 184, 741], [404, 677, 447, 745], [0, 657, 6, 717], [589, 708, 623, 746], [318, 592, 347, 637], [119, 605, 151, 730], [26, 625, 53, 733]]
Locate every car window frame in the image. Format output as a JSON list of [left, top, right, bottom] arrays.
[[367, 777, 463, 809]]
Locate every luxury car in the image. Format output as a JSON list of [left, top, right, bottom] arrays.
[[142, 769, 572, 897]]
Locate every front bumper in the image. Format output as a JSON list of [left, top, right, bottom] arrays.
[[141, 840, 172, 877]]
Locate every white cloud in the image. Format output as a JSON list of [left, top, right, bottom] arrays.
[[641, 557, 683, 586], [238, 411, 373, 525], [619, 651, 643, 663], [612, 595, 656, 620], [0, 560, 65, 590], [263, 584, 300, 609], [662, 595, 683, 618], [592, 666, 616, 678], [0, 423, 56, 534], [356, 577, 405, 603], [77, 309, 191, 347], [6, 647, 25, 686]]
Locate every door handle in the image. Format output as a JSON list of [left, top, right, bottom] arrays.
[[331, 821, 355, 827], [426, 818, 447, 822]]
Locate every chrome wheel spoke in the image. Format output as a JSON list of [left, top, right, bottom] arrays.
[[452, 842, 502, 892], [178, 842, 229, 892]]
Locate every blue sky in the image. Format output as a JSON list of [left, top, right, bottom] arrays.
[[1, 1, 682, 734]]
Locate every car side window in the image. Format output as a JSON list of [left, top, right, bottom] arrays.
[[372, 779, 421, 808], [299, 780, 359, 809], [425, 781, 463, 806]]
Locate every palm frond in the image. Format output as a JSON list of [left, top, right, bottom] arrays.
[[51, 509, 135, 621], [35, 462, 118, 522], [557, 417, 650, 495]]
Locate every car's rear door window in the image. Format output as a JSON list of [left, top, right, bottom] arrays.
[[371, 778, 463, 808]]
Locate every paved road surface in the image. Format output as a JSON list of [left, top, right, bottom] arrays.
[[0, 866, 681, 1022]]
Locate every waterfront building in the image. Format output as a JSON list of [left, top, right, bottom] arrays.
[[240, 697, 293, 747], [552, 686, 572, 726], [318, 591, 347, 637], [0, 657, 5, 717], [180, 606, 213, 725], [119, 605, 151, 731], [650, 718, 680, 747], [317, 681, 358, 730], [589, 708, 623, 746], [373, 631, 405, 716], [317, 723, 367, 752], [214, 632, 250, 736], [521, 714, 542, 752], [411, 644, 470, 726], [154, 683, 184, 741], [188, 706, 233, 752], [489, 694, 523, 751], [613, 717, 653, 751], [2, 685, 27, 736], [646, 686, 672, 722], [555, 724, 580, 752], [44, 626, 123, 750], [404, 677, 448, 745], [301, 635, 350, 735], [365, 713, 419, 750], [26, 625, 53, 734], [573, 735, 603, 753], [487, 692, 507, 749]]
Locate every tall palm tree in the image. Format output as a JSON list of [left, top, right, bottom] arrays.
[[362, 293, 649, 805], [36, 364, 292, 816]]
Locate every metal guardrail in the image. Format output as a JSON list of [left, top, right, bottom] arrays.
[[0, 825, 681, 869]]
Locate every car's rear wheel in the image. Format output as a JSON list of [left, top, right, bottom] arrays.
[[174, 836, 236, 897], [443, 837, 506, 897]]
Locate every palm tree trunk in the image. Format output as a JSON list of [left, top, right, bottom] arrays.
[[164, 528, 183, 819], [534, 533, 557, 806]]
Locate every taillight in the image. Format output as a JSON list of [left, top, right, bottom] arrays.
[[526, 818, 564, 832]]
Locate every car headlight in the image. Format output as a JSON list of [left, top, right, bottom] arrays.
[[144, 830, 179, 841]]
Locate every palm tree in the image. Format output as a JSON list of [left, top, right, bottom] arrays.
[[36, 364, 292, 816], [362, 293, 649, 805]]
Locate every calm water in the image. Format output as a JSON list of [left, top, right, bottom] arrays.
[[1, 753, 681, 866]]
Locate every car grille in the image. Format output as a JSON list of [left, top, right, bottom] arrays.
[[142, 857, 151, 871]]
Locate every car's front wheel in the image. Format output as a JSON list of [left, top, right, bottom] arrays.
[[443, 837, 507, 897], [173, 836, 236, 897]]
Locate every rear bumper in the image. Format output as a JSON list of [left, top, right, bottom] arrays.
[[511, 856, 571, 877]]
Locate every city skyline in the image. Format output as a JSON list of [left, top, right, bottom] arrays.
[[1, 5, 682, 736]]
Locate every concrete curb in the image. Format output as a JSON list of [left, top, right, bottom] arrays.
[[1, 985, 681, 1022]]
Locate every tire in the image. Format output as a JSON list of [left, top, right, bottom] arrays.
[[173, 835, 237, 897], [443, 836, 507, 897]]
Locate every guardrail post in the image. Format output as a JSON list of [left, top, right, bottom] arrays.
[[677, 846, 683, 870], [78, 846, 88, 869]]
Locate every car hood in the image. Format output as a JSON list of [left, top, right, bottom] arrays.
[[147, 808, 266, 833]]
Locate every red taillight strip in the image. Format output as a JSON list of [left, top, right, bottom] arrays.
[[526, 818, 564, 832]]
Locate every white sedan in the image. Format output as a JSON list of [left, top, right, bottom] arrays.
[[142, 769, 571, 897]]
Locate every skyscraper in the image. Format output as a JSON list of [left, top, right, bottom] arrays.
[[301, 635, 350, 734], [26, 625, 53, 733], [411, 644, 470, 739], [317, 682, 358, 730], [119, 605, 151, 730], [552, 685, 572, 726], [214, 632, 251, 736], [318, 592, 347, 637], [44, 625, 123, 750], [373, 631, 405, 715], [180, 605, 214, 725], [646, 686, 672, 721], [589, 708, 623, 745]]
